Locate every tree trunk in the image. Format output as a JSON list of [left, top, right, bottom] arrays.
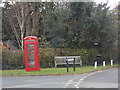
[[21, 33, 24, 51]]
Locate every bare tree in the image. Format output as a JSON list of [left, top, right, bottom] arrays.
[[6, 2, 42, 50]]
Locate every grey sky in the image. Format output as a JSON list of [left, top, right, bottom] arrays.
[[0, 0, 119, 9]]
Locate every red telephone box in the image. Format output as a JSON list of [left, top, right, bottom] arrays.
[[24, 36, 40, 72]]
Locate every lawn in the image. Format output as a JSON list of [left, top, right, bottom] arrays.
[[1, 64, 118, 77]]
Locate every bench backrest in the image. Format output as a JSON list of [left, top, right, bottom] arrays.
[[54, 56, 82, 67]]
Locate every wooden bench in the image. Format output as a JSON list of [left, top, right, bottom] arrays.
[[54, 56, 82, 67]]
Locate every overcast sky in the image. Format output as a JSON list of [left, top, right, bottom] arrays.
[[94, 0, 119, 9], [0, 0, 120, 9]]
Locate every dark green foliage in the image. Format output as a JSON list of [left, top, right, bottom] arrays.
[[63, 2, 95, 48], [2, 2, 118, 49], [43, 3, 71, 48]]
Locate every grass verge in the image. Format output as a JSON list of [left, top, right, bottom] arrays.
[[1, 64, 118, 77]]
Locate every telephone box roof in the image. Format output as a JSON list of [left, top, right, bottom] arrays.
[[24, 36, 37, 40]]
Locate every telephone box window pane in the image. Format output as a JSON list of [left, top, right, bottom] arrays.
[[27, 44, 34, 46], [28, 55, 34, 58], [27, 47, 34, 49], [28, 49, 34, 51], [28, 62, 35, 64], [28, 59, 35, 61], [28, 53, 34, 55], [26, 40, 35, 41], [28, 50, 35, 52], [29, 65, 35, 68]]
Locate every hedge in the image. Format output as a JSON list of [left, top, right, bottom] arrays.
[[2, 48, 118, 70]]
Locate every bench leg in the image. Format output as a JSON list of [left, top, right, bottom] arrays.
[[66, 61, 69, 72], [73, 59, 75, 71]]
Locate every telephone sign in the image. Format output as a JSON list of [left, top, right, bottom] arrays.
[[24, 36, 40, 72]]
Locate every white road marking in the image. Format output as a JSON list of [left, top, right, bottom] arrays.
[[64, 70, 104, 88], [64, 80, 73, 88], [80, 79, 83, 81], [74, 70, 104, 88]]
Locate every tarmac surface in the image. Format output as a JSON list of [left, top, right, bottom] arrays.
[[2, 68, 118, 88]]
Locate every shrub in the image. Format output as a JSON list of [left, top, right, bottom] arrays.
[[87, 48, 99, 65], [40, 48, 55, 68], [2, 50, 24, 70]]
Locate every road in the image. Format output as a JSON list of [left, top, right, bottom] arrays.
[[2, 68, 118, 88]]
